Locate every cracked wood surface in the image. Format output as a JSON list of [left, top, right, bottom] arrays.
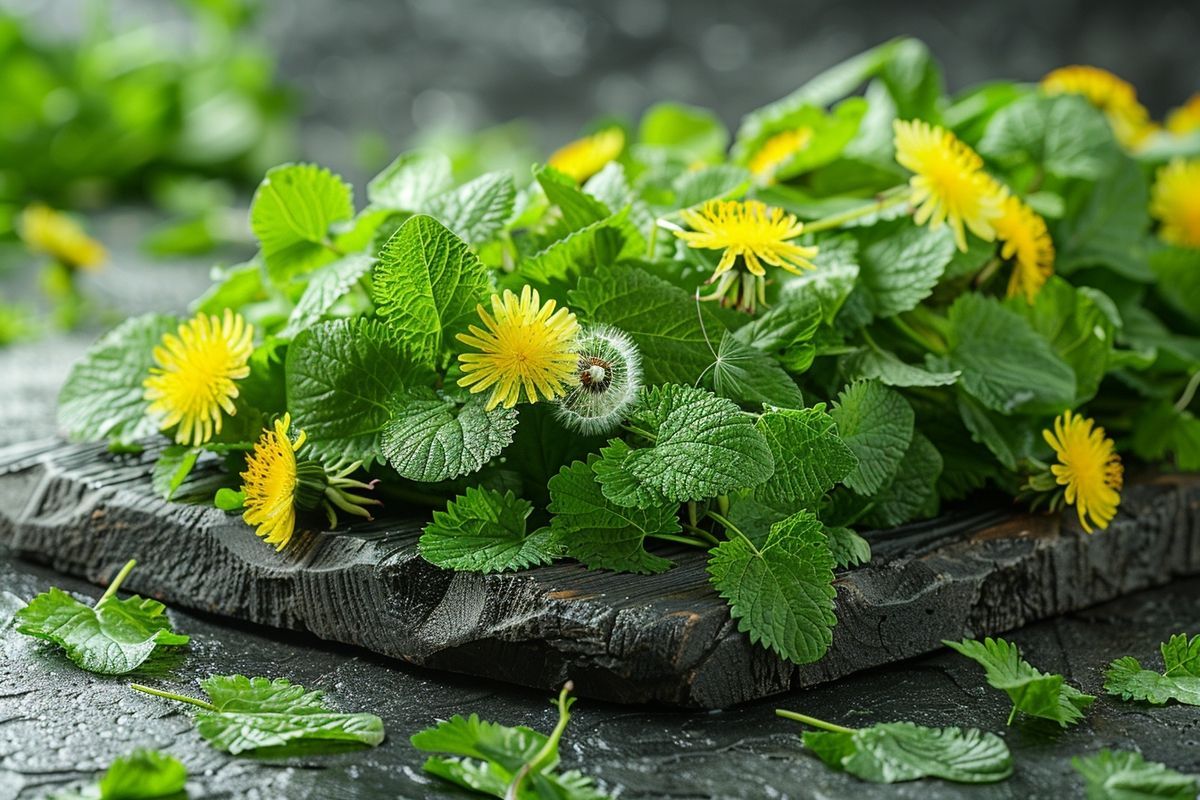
[[2, 438, 1198, 709]]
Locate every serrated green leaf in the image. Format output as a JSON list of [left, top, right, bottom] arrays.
[[570, 265, 726, 385], [831, 380, 914, 495], [842, 348, 960, 387], [863, 432, 942, 528], [372, 214, 493, 368], [14, 569, 188, 675], [1072, 749, 1198, 800], [591, 439, 670, 509], [93, 749, 187, 800], [623, 384, 774, 503], [706, 330, 804, 409], [382, 396, 517, 483], [708, 510, 836, 664], [1150, 246, 1200, 322], [535, 163, 612, 230], [800, 721, 1012, 784], [548, 455, 678, 574], [1104, 634, 1200, 706], [425, 171, 517, 246], [280, 253, 375, 339], [733, 99, 866, 180], [151, 445, 199, 501], [978, 94, 1120, 180], [945, 637, 1095, 727], [188, 675, 385, 755], [420, 487, 560, 574], [250, 163, 354, 280], [57, 314, 178, 445], [754, 407, 857, 506], [367, 150, 453, 211], [519, 211, 641, 285], [854, 218, 956, 318], [946, 293, 1077, 414], [825, 526, 872, 569], [1055, 156, 1151, 280], [286, 318, 434, 465], [778, 237, 860, 324]]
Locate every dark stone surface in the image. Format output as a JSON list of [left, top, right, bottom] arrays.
[[2, 553, 1200, 799], [2, 439, 1200, 710]]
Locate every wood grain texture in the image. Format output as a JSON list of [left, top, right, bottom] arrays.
[[1, 439, 1198, 709]]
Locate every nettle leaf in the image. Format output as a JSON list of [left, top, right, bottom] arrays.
[[570, 265, 724, 385], [286, 318, 434, 465], [779, 236, 860, 324], [57, 313, 178, 445], [372, 214, 493, 368], [831, 380, 915, 496], [535, 163, 612, 230], [1009, 277, 1113, 404], [519, 211, 641, 285], [638, 101, 729, 165], [424, 171, 517, 246], [706, 331, 805, 409], [548, 455, 679, 574], [420, 487, 560, 574], [382, 396, 518, 483], [754, 406, 857, 506], [151, 445, 199, 501], [1151, 246, 1200, 322], [95, 749, 187, 800], [592, 439, 670, 509], [1055, 155, 1151, 280], [945, 637, 1095, 727], [623, 384, 774, 503], [1104, 634, 1200, 706], [280, 253, 375, 339], [708, 510, 836, 664], [1072, 749, 1198, 800], [184, 675, 384, 755], [14, 565, 188, 675], [367, 150, 453, 211], [946, 293, 1076, 414], [863, 433, 942, 529], [825, 526, 872, 569], [800, 721, 1012, 784], [854, 218, 956, 318], [978, 93, 1119, 180], [250, 163, 354, 279], [842, 348, 960, 388]]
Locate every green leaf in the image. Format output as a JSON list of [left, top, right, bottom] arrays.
[[548, 455, 679, 574], [570, 265, 725, 386], [249, 163, 354, 279], [831, 380, 914, 495], [381, 396, 517, 483], [800, 722, 1012, 784], [592, 439, 671, 509], [945, 637, 1095, 727], [535, 164, 612, 230], [187, 675, 385, 755], [623, 384, 774, 503], [1104, 634, 1200, 706], [97, 749, 187, 800], [280, 253, 375, 339], [519, 211, 641, 285], [14, 564, 188, 675], [425, 171, 517, 246], [1055, 156, 1151, 280], [978, 94, 1120, 179], [854, 218, 956, 318], [637, 102, 729, 165], [842, 348, 960, 387], [825, 526, 872, 569], [778, 237, 860, 324], [1072, 749, 1198, 800], [367, 150, 453, 211], [214, 488, 245, 511], [733, 99, 866, 178], [151, 445, 199, 501], [674, 164, 752, 208], [708, 510, 837, 664], [707, 330, 805, 409], [1150, 246, 1200, 322], [754, 407, 857, 506], [946, 293, 1077, 414], [286, 317, 434, 465], [863, 433, 943, 528], [372, 214, 493, 368], [420, 487, 560, 573], [1130, 402, 1200, 471], [57, 314, 178, 445]]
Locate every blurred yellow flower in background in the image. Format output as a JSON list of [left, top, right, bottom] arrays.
[[548, 127, 625, 183], [17, 204, 106, 271], [1041, 65, 1156, 149], [1150, 158, 1200, 248], [1166, 94, 1200, 136], [748, 127, 813, 182]]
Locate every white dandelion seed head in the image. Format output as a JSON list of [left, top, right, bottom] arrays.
[[553, 325, 642, 436]]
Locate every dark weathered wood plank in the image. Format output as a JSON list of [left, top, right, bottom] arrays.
[[1, 439, 1197, 708]]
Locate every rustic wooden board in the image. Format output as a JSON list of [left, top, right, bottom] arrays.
[[1, 438, 1198, 709]]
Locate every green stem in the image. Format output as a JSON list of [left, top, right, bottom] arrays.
[[775, 709, 856, 734], [129, 684, 217, 712], [679, 523, 721, 547], [891, 314, 946, 355], [1006, 704, 1019, 727], [1176, 370, 1200, 413], [687, 500, 699, 529], [716, 495, 730, 516], [321, 238, 346, 258], [621, 424, 659, 443], [648, 532, 711, 549], [98, 559, 136, 605], [803, 185, 912, 234], [508, 683, 574, 799], [707, 511, 758, 554]]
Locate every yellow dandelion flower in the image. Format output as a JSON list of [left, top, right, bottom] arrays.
[[748, 127, 814, 182], [1043, 410, 1123, 533], [17, 204, 106, 271], [457, 286, 581, 411], [675, 199, 819, 314], [993, 190, 1055, 303], [1150, 158, 1200, 248], [1041, 65, 1155, 149], [143, 309, 254, 447], [547, 128, 625, 183], [893, 119, 1000, 252], [1166, 94, 1200, 136], [242, 414, 305, 550]]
